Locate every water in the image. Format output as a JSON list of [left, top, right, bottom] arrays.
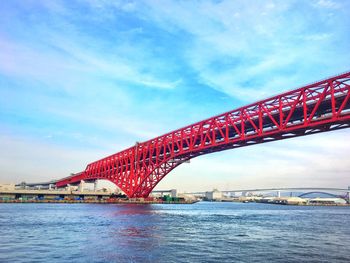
[[0, 202, 349, 263]]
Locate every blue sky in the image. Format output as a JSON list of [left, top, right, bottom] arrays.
[[1, 0, 350, 191]]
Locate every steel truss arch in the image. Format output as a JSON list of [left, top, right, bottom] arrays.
[[56, 71, 350, 198]]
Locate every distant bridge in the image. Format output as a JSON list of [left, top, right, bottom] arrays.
[[298, 192, 339, 198], [222, 187, 349, 200], [54, 71, 350, 198], [189, 187, 349, 195], [188, 187, 350, 201], [221, 187, 349, 193]]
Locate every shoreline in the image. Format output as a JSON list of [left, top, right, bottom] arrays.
[[0, 199, 197, 205], [1, 199, 349, 206]]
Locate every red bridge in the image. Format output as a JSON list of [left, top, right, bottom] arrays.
[[56, 72, 350, 198]]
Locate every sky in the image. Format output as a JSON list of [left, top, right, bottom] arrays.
[[0, 0, 349, 192]]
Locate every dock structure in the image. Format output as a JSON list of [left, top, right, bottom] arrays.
[[0, 184, 111, 201]]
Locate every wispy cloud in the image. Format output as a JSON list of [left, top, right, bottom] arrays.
[[0, 36, 181, 91], [315, 0, 341, 9], [130, 0, 350, 101]]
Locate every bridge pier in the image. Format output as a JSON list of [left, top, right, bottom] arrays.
[[94, 180, 98, 192], [277, 190, 281, 198], [170, 189, 177, 197], [347, 187, 350, 204], [78, 180, 85, 192]]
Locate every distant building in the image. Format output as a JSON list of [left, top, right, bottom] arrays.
[[205, 189, 222, 201], [177, 193, 197, 201], [285, 197, 307, 205], [308, 198, 346, 205]]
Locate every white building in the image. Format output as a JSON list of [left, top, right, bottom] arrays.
[[308, 197, 347, 205], [205, 189, 222, 201]]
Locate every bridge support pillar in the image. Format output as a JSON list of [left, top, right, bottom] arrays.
[[277, 190, 281, 198], [94, 180, 98, 192], [170, 189, 177, 197], [347, 187, 350, 204], [78, 180, 85, 192]]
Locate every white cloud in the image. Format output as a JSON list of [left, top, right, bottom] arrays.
[[0, 36, 180, 91], [133, 0, 349, 101], [316, 0, 340, 9]]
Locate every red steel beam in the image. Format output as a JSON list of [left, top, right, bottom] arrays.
[[56, 71, 350, 198]]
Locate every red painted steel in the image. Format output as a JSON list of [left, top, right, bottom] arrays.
[[56, 72, 350, 197]]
